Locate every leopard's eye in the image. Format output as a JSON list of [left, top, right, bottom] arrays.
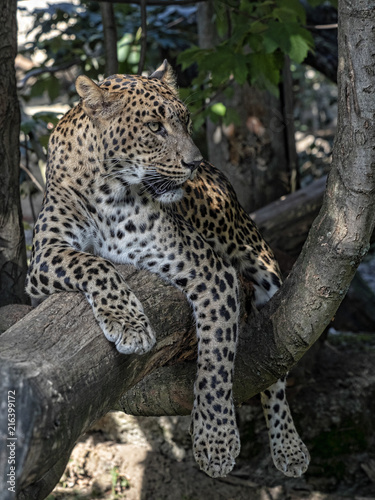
[[147, 122, 162, 133]]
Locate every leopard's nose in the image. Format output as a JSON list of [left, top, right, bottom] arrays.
[[182, 159, 202, 172]]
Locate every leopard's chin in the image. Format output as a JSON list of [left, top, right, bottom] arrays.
[[156, 187, 184, 204], [142, 177, 185, 203]]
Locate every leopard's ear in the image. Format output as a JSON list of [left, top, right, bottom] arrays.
[[149, 60, 178, 96], [75, 75, 122, 119]]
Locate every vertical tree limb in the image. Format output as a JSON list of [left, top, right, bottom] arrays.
[[0, 0, 28, 305], [138, 0, 147, 74], [100, 2, 118, 76]]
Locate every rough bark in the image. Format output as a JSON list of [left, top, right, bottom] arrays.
[[0, 0, 28, 305]]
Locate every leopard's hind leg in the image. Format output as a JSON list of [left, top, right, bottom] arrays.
[[261, 377, 310, 477], [222, 215, 310, 476], [245, 259, 310, 477]]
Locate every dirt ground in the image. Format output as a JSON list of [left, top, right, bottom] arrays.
[[47, 338, 375, 500]]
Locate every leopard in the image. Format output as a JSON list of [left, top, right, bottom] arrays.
[[26, 60, 310, 479]]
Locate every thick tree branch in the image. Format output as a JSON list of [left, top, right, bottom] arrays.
[[0, 0, 28, 305], [1, 265, 258, 499]]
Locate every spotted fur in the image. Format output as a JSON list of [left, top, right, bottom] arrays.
[[26, 60, 310, 478]]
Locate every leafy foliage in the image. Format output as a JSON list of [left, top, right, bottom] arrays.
[[18, 0, 329, 153], [178, 0, 316, 128], [19, 1, 136, 102], [19, 1, 197, 103], [21, 111, 61, 149], [17, 0, 196, 173]]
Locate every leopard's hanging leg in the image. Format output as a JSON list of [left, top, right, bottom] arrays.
[[261, 376, 310, 477]]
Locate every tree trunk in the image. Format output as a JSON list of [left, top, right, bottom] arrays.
[[0, 0, 28, 305], [100, 2, 118, 76]]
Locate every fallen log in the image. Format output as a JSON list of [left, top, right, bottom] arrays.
[[0, 265, 194, 500]]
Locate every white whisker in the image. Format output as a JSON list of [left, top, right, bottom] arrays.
[[182, 89, 201, 107]]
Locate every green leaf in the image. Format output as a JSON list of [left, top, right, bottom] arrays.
[[214, 2, 229, 38], [211, 102, 226, 116], [32, 111, 61, 126], [178, 46, 208, 70], [248, 52, 281, 94], [249, 20, 268, 35], [272, 0, 306, 23], [39, 134, 50, 149], [289, 30, 314, 63], [229, 15, 252, 48], [262, 33, 279, 54], [195, 45, 235, 86], [232, 53, 248, 84], [117, 33, 133, 63], [263, 21, 314, 63], [29, 77, 48, 99], [20, 119, 36, 135]]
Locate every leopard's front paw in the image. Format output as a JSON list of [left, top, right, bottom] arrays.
[[270, 432, 310, 478], [94, 300, 156, 355], [191, 405, 240, 478]]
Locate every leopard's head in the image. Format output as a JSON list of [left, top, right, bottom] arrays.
[[75, 61, 202, 203]]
